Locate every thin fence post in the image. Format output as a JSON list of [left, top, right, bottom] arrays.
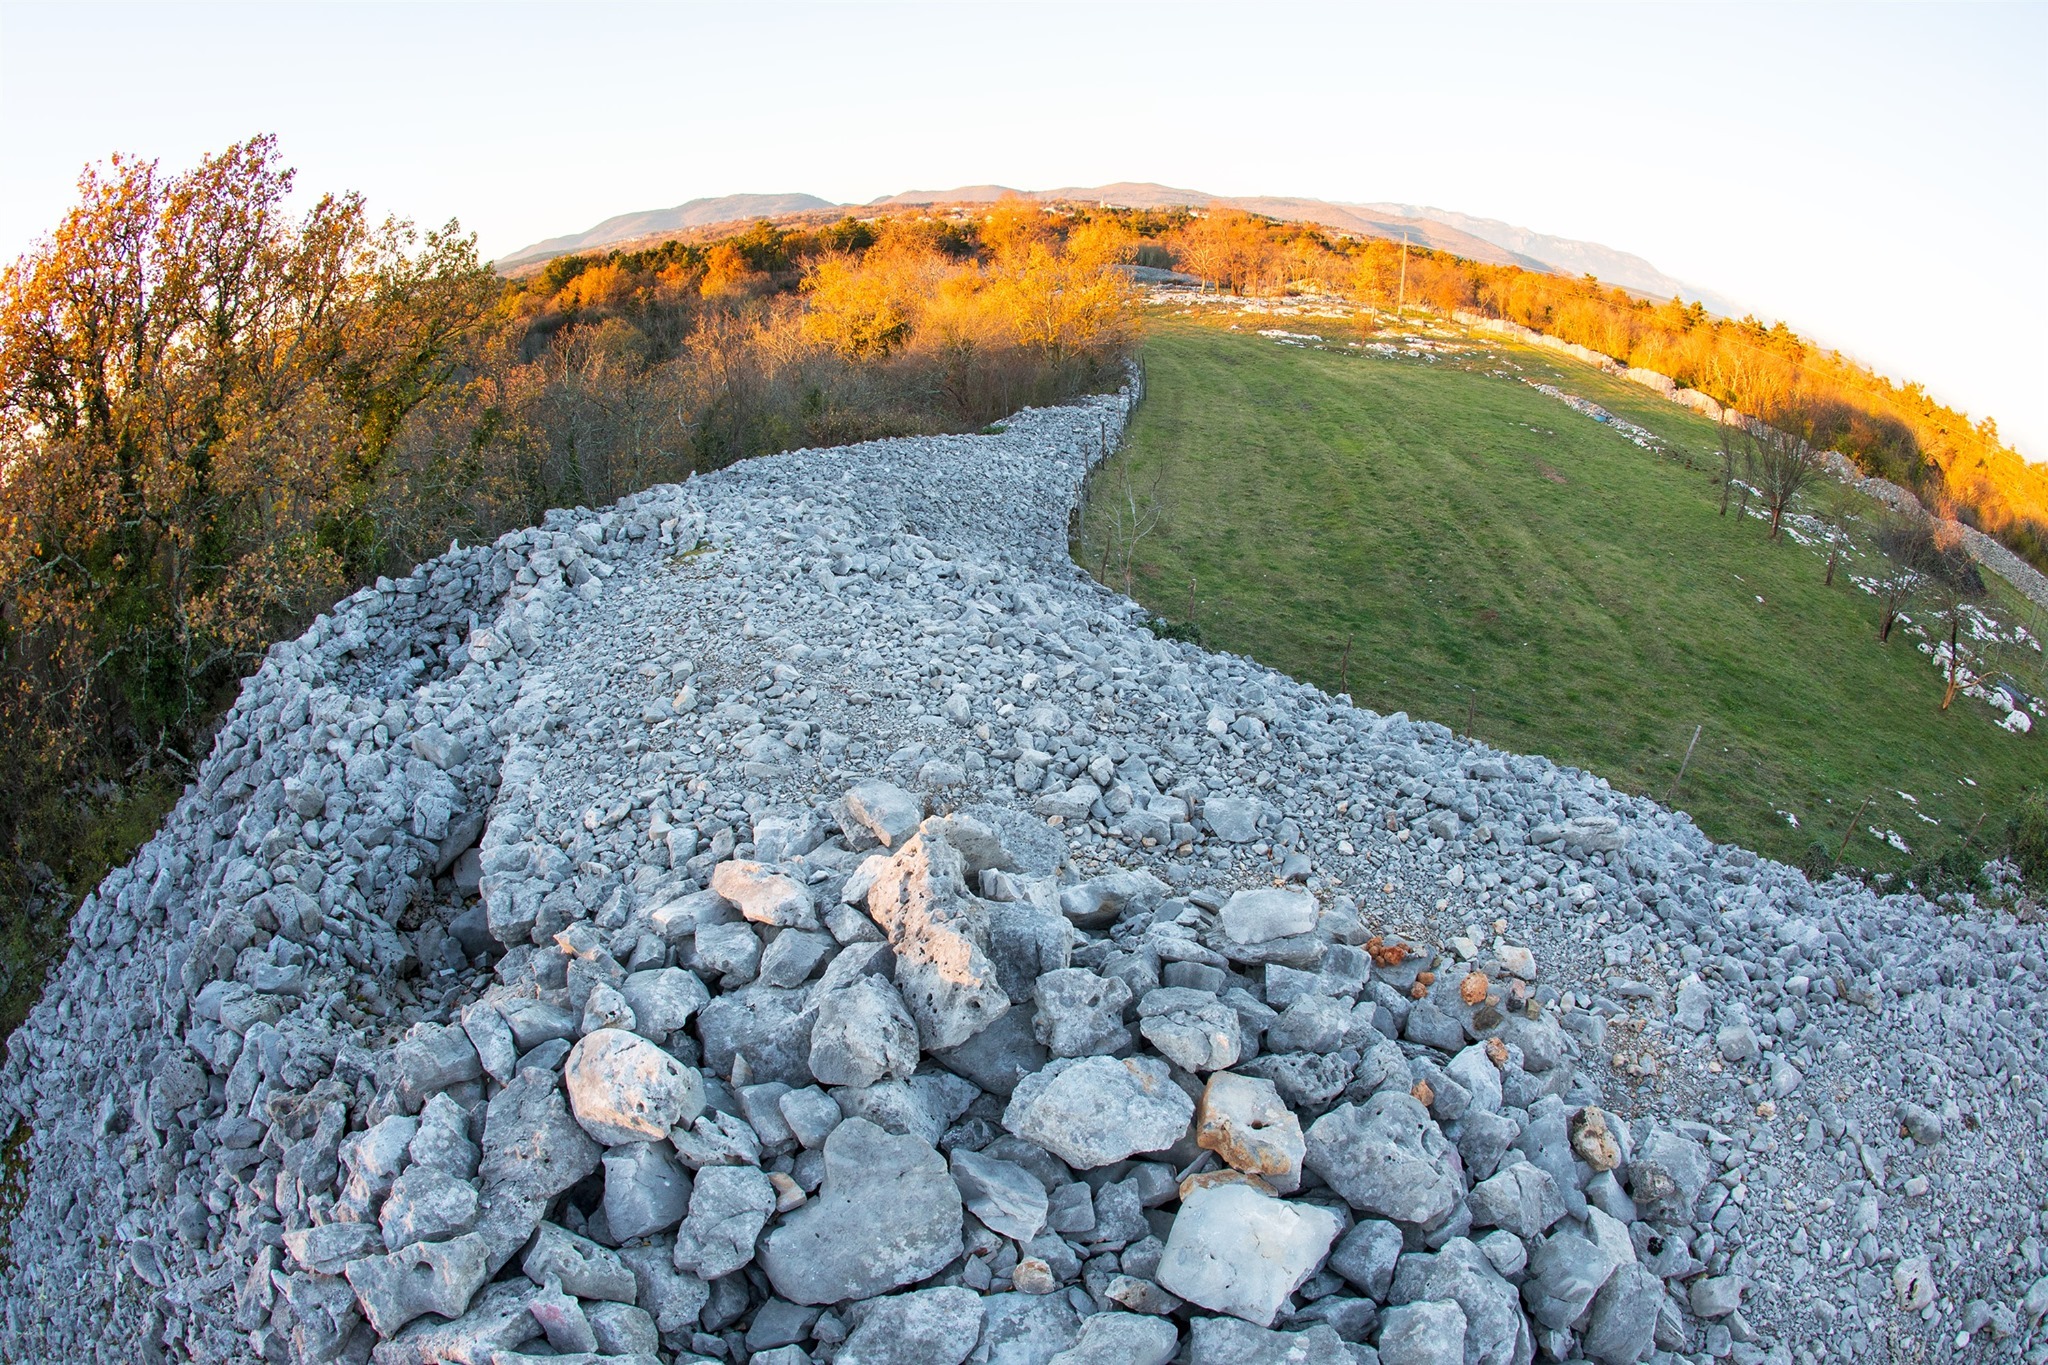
[[1338, 634, 1353, 698], [1836, 794, 1874, 865], [1667, 724, 1701, 804]]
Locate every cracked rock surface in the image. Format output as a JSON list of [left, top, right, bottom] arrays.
[[3, 373, 2046, 1364]]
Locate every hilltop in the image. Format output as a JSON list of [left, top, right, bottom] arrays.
[[497, 181, 1721, 306]]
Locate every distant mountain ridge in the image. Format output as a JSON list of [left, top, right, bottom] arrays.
[[499, 182, 1729, 310], [497, 193, 836, 269], [1358, 202, 1747, 318]]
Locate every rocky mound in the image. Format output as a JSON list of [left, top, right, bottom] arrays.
[[3, 377, 2045, 1365]]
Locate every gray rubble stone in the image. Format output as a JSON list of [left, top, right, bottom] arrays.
[[1303, 1092, 1460, 1225], [616, 1240, 710, 1333], [1003, 1056, 1195, 1169], [758, 1118, 964, 1304], [393, 1023, 483, 1112], [712, 859, 823, 929], [563, 1028, 705, 1145], [587, 1299, 659, 1354], [1691, 1273, 1747, 1318], [522, 1222, 637, 1302], [1467, 1160, 1565, 1241], [674, 1163, 777, 1279], [1032, 969, 1133, 1058], [969, 1292, 1081, 1363], [839, 1286, 986, 1365], [380, 1164, 481, 1249], [1058, 870, 1168, 929], [1626, 1127, 1711, 1224], [601, 1141, 690, 1241], [1155, 1182, 1340, 1326], [284, 1221, 384, 1276], [1582, 1262, 1661, 1365], [1137, 987, 1244, 1072], [1329, 1218, 1403, 1300], [1203, 798, 1264, 843], [952, 1147, 1051, 1242], [1186, 1316, 1351, 1364], [344, 1232, 491, 1337], [371, 1280, 538, 1365], [528, 1276, 598, 1352], [1378, 1299, 1468, 1365], [694, 919, 764, 983], [843, 780, 924, 849], [1218, 887, 1316, 943], [1045, 1312, 1179, 1365], [810, 975, 921, 1087], [481, 1070, 603, 1206], [410, 1093, 480, 1177], [1388, 1237, 1527, 1365], [1520, 1227, 1619, 1331], [618, 967, 710, 1039], [865, 830, 1012, 1049], [1897, 1100, 1945, 1146]]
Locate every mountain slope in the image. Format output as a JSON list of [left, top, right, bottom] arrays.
[[498, 182, 1723, 308], [870, 183, 1541, 269], [1363, 201, 1744, 313], [495, 192, 835, 269]]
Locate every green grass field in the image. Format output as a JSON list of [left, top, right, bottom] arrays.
[[1087, 311, 2045, 875]]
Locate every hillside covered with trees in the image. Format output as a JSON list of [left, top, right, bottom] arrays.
[[0, 138, 1137, 1025]]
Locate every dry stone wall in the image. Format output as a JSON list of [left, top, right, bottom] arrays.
[[4, 374, 2047, 1365]]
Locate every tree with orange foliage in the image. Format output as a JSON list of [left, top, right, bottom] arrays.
[[700, 242, 764, 301], [800, 229, 953, 359], [978, 197, 1058, 269], [1177, 211, 1276, 295], [984, 231, 1139, 369], [0, 135, 492, 766]]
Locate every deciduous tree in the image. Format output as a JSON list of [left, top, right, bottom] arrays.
[[1745, 420, 1825, 539]]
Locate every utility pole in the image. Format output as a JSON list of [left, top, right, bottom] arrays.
[[1397, 232, 1408, 321]]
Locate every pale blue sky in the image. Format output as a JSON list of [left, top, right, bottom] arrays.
[[3, 1, 2043, 455]]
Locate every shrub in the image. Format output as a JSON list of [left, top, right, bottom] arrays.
[[2009, 786, 2048, 889]]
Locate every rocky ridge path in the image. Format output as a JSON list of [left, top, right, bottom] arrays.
[[2, 375, 2044, 1365]]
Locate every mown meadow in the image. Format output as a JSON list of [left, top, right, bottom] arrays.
[[1087, 311, 2044, 880]]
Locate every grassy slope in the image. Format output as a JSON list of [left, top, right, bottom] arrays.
[[1099, 313, 2043, 873]]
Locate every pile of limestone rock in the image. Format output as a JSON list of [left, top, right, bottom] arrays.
[[231, 776, 1726, 1365]]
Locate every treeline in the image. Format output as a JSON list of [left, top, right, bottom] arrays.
[[0, 138, 1136, 1020], [1130, 208, 2048, 575]]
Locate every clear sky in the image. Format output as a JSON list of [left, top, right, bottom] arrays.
[[3, 1, 2043, 456]]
